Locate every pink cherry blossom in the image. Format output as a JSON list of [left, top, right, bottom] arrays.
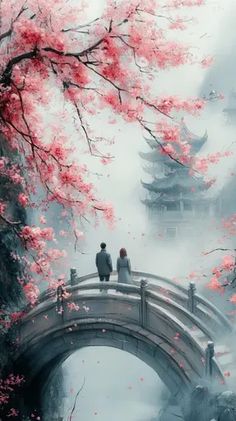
[[0, 374, 24, 406], [206, 277, 224, 293], [23, 282, 40, 305], [0, 202, 6, 215], [156, 122, 181, 143], [230, 295, 236, 304], [201, 56, 214, 68], [7, 408, 19, 417], [67, 302, 80, 312], [18, 193, 29, 207], [39, 215, 47, 224], [221, 255, 235, 271]]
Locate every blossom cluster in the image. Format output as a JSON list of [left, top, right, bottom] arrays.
[[207, 255, 236, 293], [0, 374, 24, 406]]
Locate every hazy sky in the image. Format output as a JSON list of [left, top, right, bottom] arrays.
[[65, 0, 236, 281]]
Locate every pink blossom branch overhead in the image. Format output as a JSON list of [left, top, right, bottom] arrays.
[[0, 0, 215, 305]]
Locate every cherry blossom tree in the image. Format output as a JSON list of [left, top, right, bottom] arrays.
[[0, 0, 217, 307]]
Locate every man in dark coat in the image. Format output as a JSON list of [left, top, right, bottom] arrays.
[[96, 242, 113, 283]]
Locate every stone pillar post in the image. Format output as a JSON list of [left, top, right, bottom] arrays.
[[56, 285, 64, 317], [205, 341, 215, 379], [188, 281, 196, 314], [140, 279, 148, 328], [70, 268, 78, 285]]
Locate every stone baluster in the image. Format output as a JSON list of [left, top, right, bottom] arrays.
[[56, 284, 64, 318], [70, 268, 78, 285], [188, 281, 196, 314], [140, 279, 148, 328], [205, 341, 215, 379]]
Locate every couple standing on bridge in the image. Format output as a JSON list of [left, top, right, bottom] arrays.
[[96, 242, 132, 284]]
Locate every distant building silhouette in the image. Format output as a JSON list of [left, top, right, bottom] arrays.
[[140, 120, 217, 239]]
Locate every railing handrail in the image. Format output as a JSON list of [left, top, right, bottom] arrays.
[[146, 289, 213, 339], [31, 271, 232, 333], [21, 286, 210, 354], [22, 280, 185, 322], [36, 270, 186, 304], [21, 288, 224, 384], [21, 283, 142, 321], [67, 281, 140, 294], [75, 271, 187, 293], [194, 293, 232, 331], [72, 271, 232, 331], [23, 280, 230, 337]]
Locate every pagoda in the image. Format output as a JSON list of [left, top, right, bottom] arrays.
[[140, 120, 212, 239]]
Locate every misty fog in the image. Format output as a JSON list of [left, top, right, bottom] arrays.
[[61, 347, 165, 421], [61, 1, 236, 282], [44, 1, 236, 420]]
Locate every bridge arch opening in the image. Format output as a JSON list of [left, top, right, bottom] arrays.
[[42, 346, 170, 421], [18, 320, 192, 417]]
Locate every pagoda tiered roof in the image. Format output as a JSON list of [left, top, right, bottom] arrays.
[[180, 122, 207, 153], [141, 170, 208, 193], [139, 150, 161, 162], [140, 120, 209, 213], [140, 120, 207, 162], [142, 194, 209, 207], [139, 150, 182, 169], [143, 136, 157, 149]]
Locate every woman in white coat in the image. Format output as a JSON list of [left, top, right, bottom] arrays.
[[117, 248, 132, 284]]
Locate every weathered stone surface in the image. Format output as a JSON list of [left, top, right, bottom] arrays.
[[217, 391, 236, 409], [183, 387, 236, 421], [217, 391, 236, 421], [218, 408, 236, 421]]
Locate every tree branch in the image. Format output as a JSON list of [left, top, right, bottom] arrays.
[[138, 119, 189, 169], [137, 96, 173, 119], [0, 4, 28, 43], [0, 29, 12, 43], [73, 102, 113, 159], [84, 62, 126, 103], [42, 36, 105, 58], [68, 377, 85, 421], [62, 17, 100, 33], [203, 248, 236, 256], [1, 49, 38, 85]]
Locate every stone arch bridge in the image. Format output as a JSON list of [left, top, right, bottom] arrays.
[[9, 270, 236, 412]]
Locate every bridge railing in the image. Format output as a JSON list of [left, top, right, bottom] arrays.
[[70, 270, 232, 333], [19, 275, 225, 386], [34, 270, 232, 337]]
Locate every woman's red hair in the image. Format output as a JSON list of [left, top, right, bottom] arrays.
[[120, 248, 127, 258]]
